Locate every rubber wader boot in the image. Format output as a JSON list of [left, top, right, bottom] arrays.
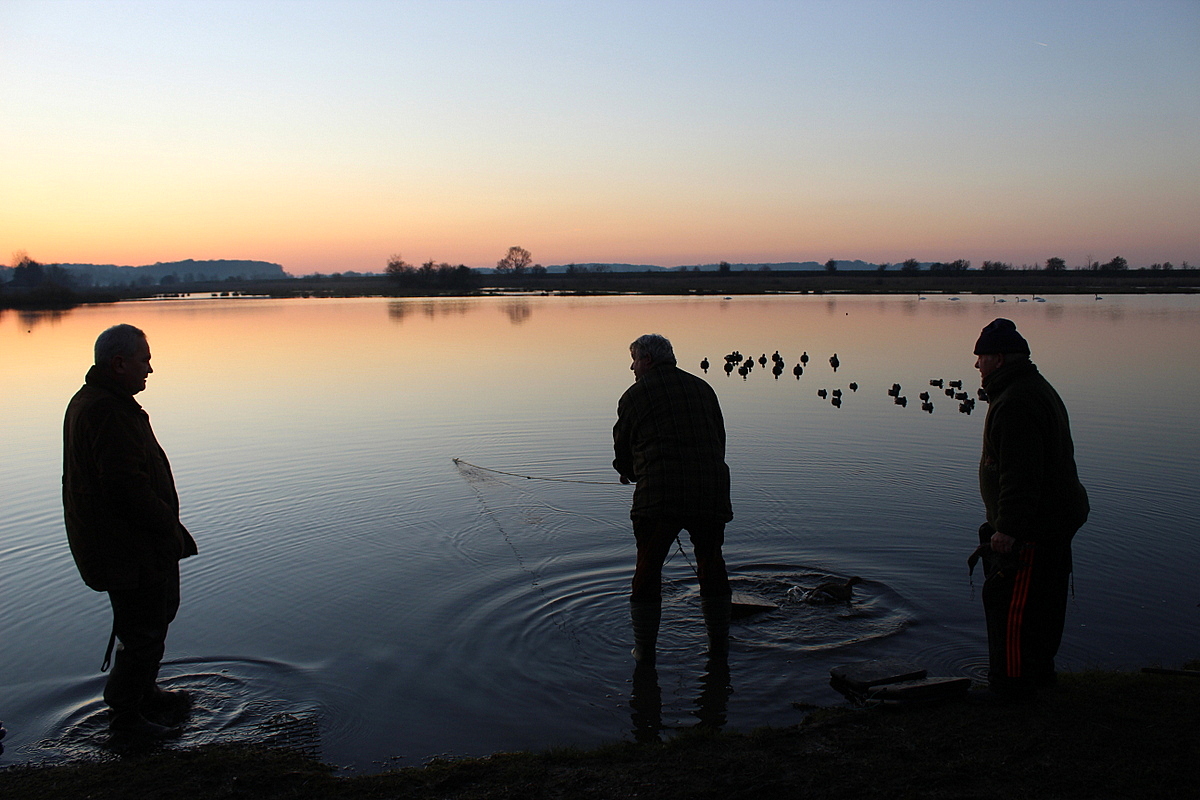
[[630, 599, 661, 665], [701, 594, 731, 656]]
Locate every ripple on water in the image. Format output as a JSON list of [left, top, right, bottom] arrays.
[[19, 656, 321, 766]]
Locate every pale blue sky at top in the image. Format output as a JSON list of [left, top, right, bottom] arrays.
[[2, 0, 1197, 274]]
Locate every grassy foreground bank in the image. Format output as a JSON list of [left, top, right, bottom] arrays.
[[3, 667, 1197, 800]]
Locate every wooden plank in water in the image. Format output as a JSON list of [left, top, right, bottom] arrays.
[[830, 659, 928, 692], [730, 591, 776, 618], [867, 676, 972, 705]]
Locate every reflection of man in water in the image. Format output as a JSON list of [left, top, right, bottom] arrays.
[[613, 334, 733, 665], [63, 324, 198, 735], [974, 318, 1088, 701]]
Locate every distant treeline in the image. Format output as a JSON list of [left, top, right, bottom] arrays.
[[0, 257, 286, 289], [4, 253, 1198, 310]]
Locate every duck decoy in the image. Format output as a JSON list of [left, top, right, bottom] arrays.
[[801, 576, 863, 603], [894, 395, 908, 407], [817, 388, 828, 398], [700, 357, 710, 373], [793, 364, 803, 379], [759, 354, 768, 367], [919, 391, 930, 402], [848, 382, 858, 392], [800, 351, 809, 366], [922, 401, 934, 413], [930, 378, 944, 388], [829, 353, 840, 371], [949, 379, 963, 389]]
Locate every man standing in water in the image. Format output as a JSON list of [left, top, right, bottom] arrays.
[[974, 318, 1088, 701], [63, 324, 198, 736], [614, 334, 732, 665]]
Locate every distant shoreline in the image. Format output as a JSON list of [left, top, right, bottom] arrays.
[[3, 269, 1198, 310]]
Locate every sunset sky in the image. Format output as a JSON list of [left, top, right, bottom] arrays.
[[3, 0, 1197, 275]]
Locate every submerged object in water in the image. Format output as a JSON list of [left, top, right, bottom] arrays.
[[730, 591, 777, 619], [829, 659, 970, 706], [790, 575, 863, 603]]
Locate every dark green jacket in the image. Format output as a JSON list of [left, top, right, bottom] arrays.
[[63, 366, 197, 591], [614, 364, 733, 522], [979, 359, 1088, 544]]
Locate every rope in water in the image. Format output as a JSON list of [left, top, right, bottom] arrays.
[[452, 458, 622, 485], [452, 457, 697, 573]]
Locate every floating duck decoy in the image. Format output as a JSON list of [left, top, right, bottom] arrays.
[[772, 350, 783, 364], [800, 351, 809, 366], [954, 391, 969, 401], [919, 391, 930, 402], [759, 354, 768, 367], [831, 388, 842, 397], [848, 382, 858, 392], [831, 396, 842, 408], [830, 353, 840, 371], [945, 387, 956, 397], [738, 364, 749, 379], [930, 379, 944, 388], [793, 364, 803, 379], [949, 379, 962, 389], [894, 395, 908, 407], [724, 361, 734, 376], [959, 401, 975, 414], [817, 388, 828, 398], [797, 576, 863, 603], [772, 362, 784, 379], [887, 383, 901, 397], [700, 357, 710, 373], [922, 401, 934, 413]]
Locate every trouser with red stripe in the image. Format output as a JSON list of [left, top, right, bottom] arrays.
[[979, 528, 1072, 695]]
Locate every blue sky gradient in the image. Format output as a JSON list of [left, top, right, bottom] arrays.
[[3, 0, 1197, 274]]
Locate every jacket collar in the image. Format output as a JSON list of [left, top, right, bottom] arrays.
[[982, 357, 1038, 397], [84, 364, 142, 408]]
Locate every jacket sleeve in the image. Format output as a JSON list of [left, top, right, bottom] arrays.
[[988, 400, 1047, 540], [91, 405, 187, 558], [613, 390, 637, 482]]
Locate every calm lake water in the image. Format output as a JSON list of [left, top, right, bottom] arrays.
[[2, 293, 1199, 771]]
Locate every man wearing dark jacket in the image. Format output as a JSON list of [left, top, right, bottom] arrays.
[[614, 334, 732, 665], [974, 318, 1088, 700], [63, 324, 198, 735]]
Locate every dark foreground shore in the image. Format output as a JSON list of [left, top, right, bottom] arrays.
[[4, 666, 1197, 800]]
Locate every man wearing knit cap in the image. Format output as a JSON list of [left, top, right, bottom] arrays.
[[973, 318, 1089, 701]]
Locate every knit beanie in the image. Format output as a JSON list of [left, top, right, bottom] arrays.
[[974, 318, 1030, 355]]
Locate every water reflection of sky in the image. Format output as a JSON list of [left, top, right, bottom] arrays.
[[2, 293, 1199, 771]]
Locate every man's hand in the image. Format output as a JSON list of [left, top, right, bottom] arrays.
[[990, 530, 1017, 553]]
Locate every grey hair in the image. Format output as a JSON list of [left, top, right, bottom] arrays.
[[630, 333, 676, 366], [94, 324, 147, 365]]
